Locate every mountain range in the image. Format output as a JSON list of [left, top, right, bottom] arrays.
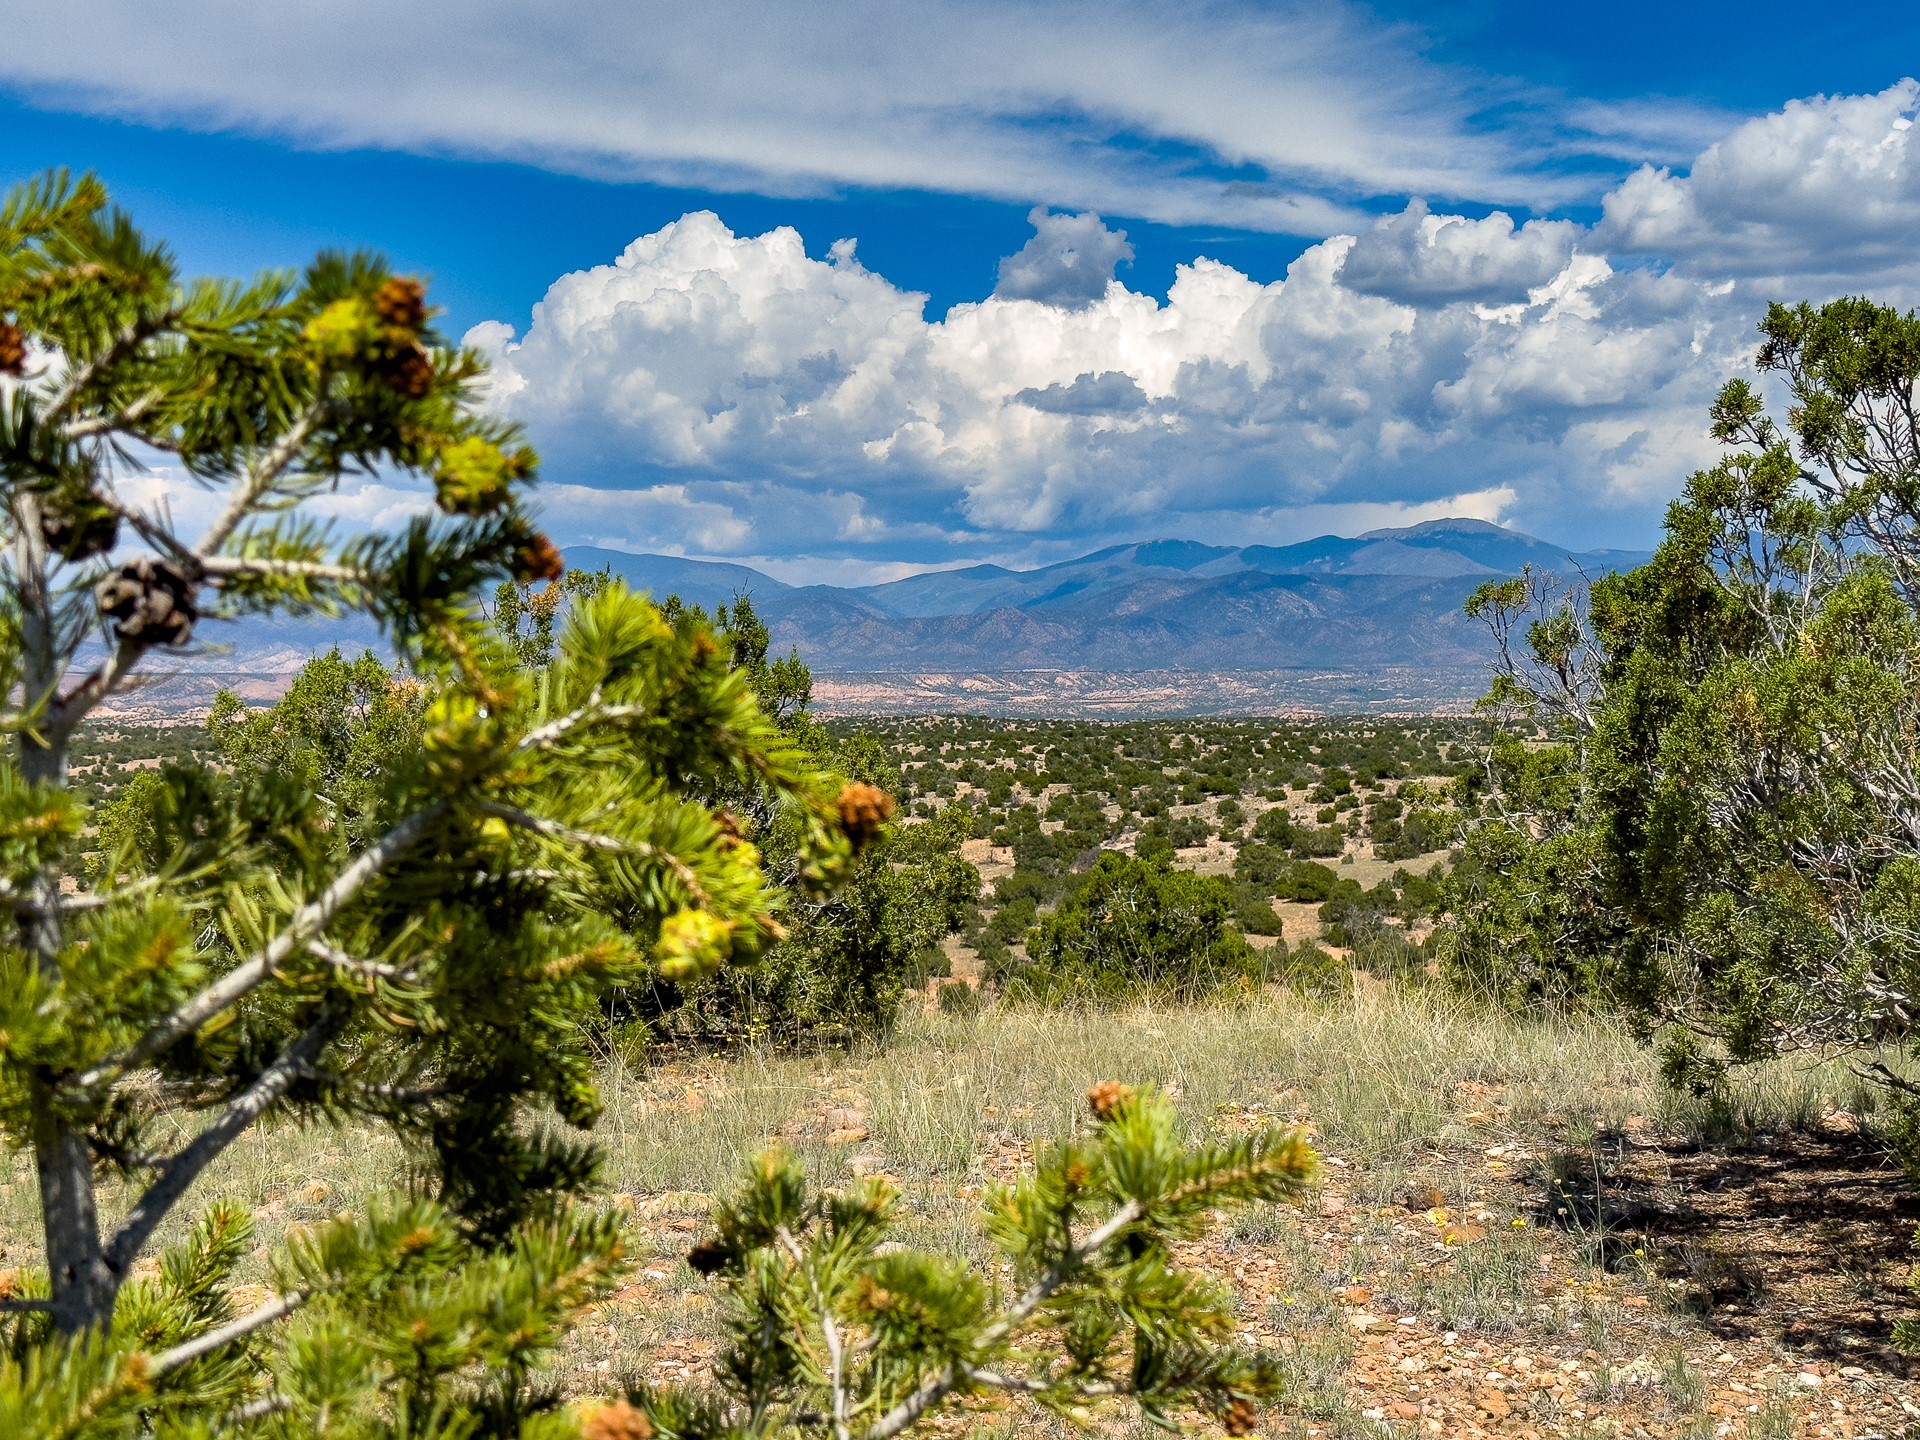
[[99, 518, 1649, 717], [568, 518, 1649, 676]]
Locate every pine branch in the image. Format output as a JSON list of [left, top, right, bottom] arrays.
[[62, 388, 170, 444], [105, 1003, 347, 1274], [146, 1289, 307, 1378], [858, 1198, 1143, 1440], [227, 1392, 293, 1423], [479, 800, 710, 901], [477, 801, 633, 853], [44, 309, 181, 427], [305, 939, 413, 982], [76, 799, 448, 1094], [195, 402, 325, 557], [48, 635, 144, 744], [514, 698, 647, 754], [777, 1226, 851, 1440], [198, 556, 370, 586], [8, 873, 168, 918]]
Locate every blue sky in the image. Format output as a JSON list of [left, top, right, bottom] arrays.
[[4, 2, 1918, 580]]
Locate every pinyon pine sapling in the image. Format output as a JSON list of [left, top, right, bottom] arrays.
[[0, 172, 1319, 1438], [643, 1083, 1316, 1440]]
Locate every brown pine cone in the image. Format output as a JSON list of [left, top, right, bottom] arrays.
[[684, 1237, 730, 1276], [378, 343, 435, 399], [41, 497, 120, 561], [835, 781, 895, 847], [1085, 1080, 1136, 1122], [0, 319, 26, 376], [1223, 1396, 1258, 1436], [95, 558, 198, 646], [508, 532, 565, 585], [373, 276, 427, 330]]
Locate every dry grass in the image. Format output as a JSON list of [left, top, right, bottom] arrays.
[[2, 987, 1913, 1435]]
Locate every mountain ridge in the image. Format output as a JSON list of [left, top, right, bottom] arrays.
[[570, 520, 1650, 689], [100, 520, 1648, 718]]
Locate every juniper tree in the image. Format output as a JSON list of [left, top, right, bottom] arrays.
[[1007, 852, 1259, 1003], [0, 173, 1318, 1437], [1446, 297, 1920, 1130]]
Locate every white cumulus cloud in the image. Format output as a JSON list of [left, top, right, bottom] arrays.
[[1337, 199, 1580, 305], [994, 209, 1136, 309], [470, 203, 1754, 557], [1597, 80, 1920, 283]]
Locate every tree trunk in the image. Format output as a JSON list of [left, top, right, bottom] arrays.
[[30, 1080, 115, 1331], [14, 496, 115, 1332]]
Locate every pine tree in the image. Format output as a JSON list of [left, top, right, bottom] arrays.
[[0, 172, 1316, 1437]]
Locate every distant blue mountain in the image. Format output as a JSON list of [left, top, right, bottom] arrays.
[[561, 518, 1651, 675], [566, 546, 790, 612]]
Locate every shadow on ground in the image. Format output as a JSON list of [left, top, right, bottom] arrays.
[[1533, 1127, 1920, 1376]]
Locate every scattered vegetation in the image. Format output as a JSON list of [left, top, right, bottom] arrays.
[[9, 175, 1920, 1440], [0, 175, 1310, 1440]]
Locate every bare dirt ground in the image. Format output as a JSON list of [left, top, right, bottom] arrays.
[[530, 997, 1920, 1440]]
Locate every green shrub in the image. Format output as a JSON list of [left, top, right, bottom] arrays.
[[936, 978, 983, 1015], [1273, 859, 1346, 903], [1232, 840, 1290, 889], [1216, 796, 1247, 836], [999, 852, 1259, 1002], [1253, 806, 1295, 845], [1294, 824, 1345, 858], [1231, 885, 1287, 936], [1272, 940, 1349, 996]]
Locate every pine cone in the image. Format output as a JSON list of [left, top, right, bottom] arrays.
[[684, 1237, 731, 1275], [580, 1399, 653, 1440], [1085, 1080, 1136, 1122], [95, 558, 197, 646], [836, 782, 895, 847], [41, 496, 120, 561], [1223, 1396, 1258, 1437], [0, 319, 24, 376], [509, 532, 565, 585], [373, 276, 427, 330], [377, 342, 435, 399]]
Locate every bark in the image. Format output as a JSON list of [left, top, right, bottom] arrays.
[[30, 1087, 114, 1332], [13, 492, 114, 1332]]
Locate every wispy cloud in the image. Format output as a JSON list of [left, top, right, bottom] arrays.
[[0, 0, 1715, 233]]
